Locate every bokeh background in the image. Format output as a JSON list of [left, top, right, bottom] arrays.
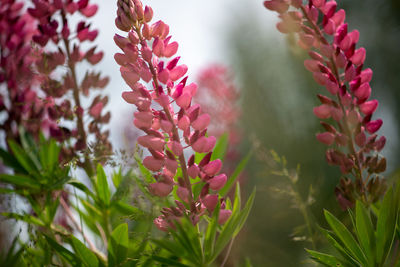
[[4, 0, 399, 266]]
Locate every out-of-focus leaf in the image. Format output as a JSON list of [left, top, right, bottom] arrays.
[[0, 174, 40, 190], [151, 256, 191, 267], [70, 236, 99, 267], [211, 133, 229, 162], [108, 223, 129, 267], [96, 164, 110, 206], [219, 151, 251, 196], [204, 202, 220, 260], [68, 180, 95, 199], [0, 148, 26, 173], [44, 235, 81, 266], [7, 140, 37, 173], [1, 212, 44, 227]]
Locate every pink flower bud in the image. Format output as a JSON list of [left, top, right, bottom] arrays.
[[81, 4, 98, 17], [121, 68, 140, 88], [141, 46, 152, 62], [325, 80, 339, 94], [316, 132, 335, 145], [177, 187, 189, 202], [359, 100, 378, 115], [154, 216, 169, 231], [152, 37, 164, 57], [351, 47, 366, 66], [143, 156, 164, 171], [158, 68, 170, 84], [202, 194, 218, 212], [208, 174, 227, 191], [218, 209, 232, 224], [89, 102, 103, 118], [160, 120, 173, 133], [144, 6, 153, 23], [134, 118, 152, 129], [313, 72, 329, 85], [114, 34, 129, 49], [149, 182, 173, 197], [355, 130, 366, 147], [169, 65, 188, 81], [345, 65, 356, 82], [168, 141, 183, 156], [366, 119, 383, 134], [354, 83, 371, 100], [192, 114, 211, 131], [176, 117, 189, 133], [324, 19, 336, 35], [331, 107, 343, 121], [176, 92, 191, 109], [188, 164, 199, 178], [313, 104, 331, 119], [331, 9, 345, 26], [304, 59, 321, 72], [164, 42, 178, 57], [165, 158, 178, 173], [263, 0, 289, 14], [204, 136, 217, 153], [192, 136, 208, 153], [137, 135, 165, 151], [360, 68, 373, 83], [203, 159, 222, 176], [122, 91, 139, 104]]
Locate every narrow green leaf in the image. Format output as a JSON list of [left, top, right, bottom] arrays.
[[1, 212, 45, 227], [0, 174, 40, 190], [7, 140, 37, 173], [70, 236, 99, 267], [44, 235, 81, 266], [376, 188, 398, 264], [0, 148, 26, 173], [219, 151, 251, 196], [306, 249, 344, 266], [211, 133, 229, 162], [355, 201, 375, 264], [204, 202, 220, 261], [234, 187, 256, 236], [96, 164, 110, 206], [151, 256, 191, 267], [68, 180, 96, 199], [324, 210, 367, 265]]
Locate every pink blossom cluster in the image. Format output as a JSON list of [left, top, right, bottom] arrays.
[[0, 0, 45, 141], [115, 0, 231, 230], [0, 0, 110, 165], [264, 0, 386, 207]]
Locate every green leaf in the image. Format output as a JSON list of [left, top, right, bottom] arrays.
[[70, 236, 99, 267], [68, 180, 96, 199], [151, 256, 191, 267], [306, 249, 344, 266], [108, 223, 129, 267], [204, 202, 220, 260], [0, 148, 26, 173], [7, 140, 38, 173], [234, 187, 256, 236], [355, 201, 375, 264], [324, 210, 367, 266], [96, 164, 110, 206], [1, 212, 45, 227], [376, 187, 398, 264], [211, 133, 229, 162], [44, 235, 81, 266], [0, 174, 40, 190], [219, 151, 251, 196]]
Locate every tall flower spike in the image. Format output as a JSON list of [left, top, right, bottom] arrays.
[[115, 0, 231, 230], [264, 0, 386, 208]]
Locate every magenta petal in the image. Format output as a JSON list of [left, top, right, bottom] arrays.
[[366, 119, 383, 134]]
